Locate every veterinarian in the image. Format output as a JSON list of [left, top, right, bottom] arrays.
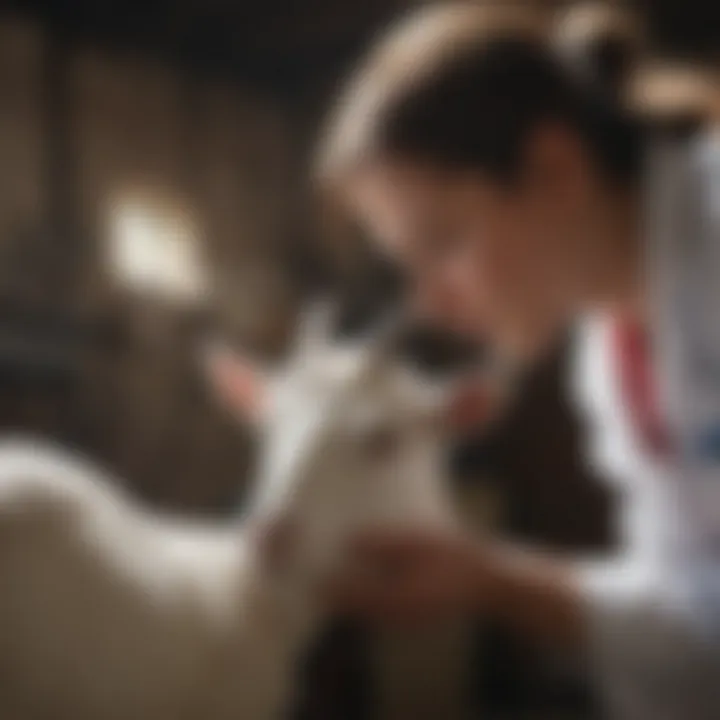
[[316, 4, 720, 718]]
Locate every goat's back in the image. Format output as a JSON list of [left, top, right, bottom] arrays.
[[0, 438, 292, 720]]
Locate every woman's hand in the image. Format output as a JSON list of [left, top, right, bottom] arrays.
[[327, 528, 490, 625], [327, 528, 584, 650]]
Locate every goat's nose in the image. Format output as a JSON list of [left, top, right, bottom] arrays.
[[253, 513, 298, 571]]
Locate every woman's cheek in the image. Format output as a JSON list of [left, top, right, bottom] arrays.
[[441, 251, 491, 330], [463, 238, 506, 307]]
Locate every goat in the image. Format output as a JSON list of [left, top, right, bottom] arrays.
[[0, 305, 487, 719]]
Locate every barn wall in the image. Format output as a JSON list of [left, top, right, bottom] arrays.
[[0, 14, 301, 512], [0, 19, 45, 300]]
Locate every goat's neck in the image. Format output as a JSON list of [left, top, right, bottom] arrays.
[[235, 530, 326, 660]]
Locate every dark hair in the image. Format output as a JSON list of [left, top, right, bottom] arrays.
[[318, 5, 644, 189]]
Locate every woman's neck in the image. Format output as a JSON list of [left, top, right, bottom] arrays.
[[581, 188, 645, 321]]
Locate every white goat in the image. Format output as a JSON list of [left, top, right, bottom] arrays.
[[0, 307, 473, 720]]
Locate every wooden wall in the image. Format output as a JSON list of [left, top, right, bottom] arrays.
[[0, 14, 301, 512]]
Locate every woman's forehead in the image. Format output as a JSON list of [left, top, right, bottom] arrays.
[[349, 161, 466, 213]]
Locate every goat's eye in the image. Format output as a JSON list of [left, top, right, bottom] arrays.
[[362, 426, 398, 459]]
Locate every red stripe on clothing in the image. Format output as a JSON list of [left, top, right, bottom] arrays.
[[612, 319, 672, 456]]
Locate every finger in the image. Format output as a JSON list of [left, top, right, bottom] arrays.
[[324, 574, 379, 615], [349, 528, 439, 563], [326, 568, 433, 622]]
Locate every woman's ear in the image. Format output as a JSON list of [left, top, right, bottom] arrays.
[[204, 345, 268, 425]]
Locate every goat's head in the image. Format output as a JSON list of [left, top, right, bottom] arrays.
[[206, 303, 493, 578]]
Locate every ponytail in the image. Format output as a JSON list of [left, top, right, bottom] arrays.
[[553, 3, 644, 104], [554, 3, 712, 137], [552, 3, 646, 181]]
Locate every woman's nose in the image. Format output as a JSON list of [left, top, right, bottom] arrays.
[[413, 280, 443, 319], [413, 281, 470, 334]]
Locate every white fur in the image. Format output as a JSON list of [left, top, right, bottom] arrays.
[[0, 318, 458, 720]]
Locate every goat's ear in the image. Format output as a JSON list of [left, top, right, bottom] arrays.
[[204, 346, 268, 425]]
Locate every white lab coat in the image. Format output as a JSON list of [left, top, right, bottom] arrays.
[[572, 128, 720, 720]]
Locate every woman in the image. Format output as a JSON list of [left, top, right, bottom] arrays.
[[312, 4, 720, 719]]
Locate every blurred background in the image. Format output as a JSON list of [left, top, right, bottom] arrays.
[[0, 1, 716, 718]]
